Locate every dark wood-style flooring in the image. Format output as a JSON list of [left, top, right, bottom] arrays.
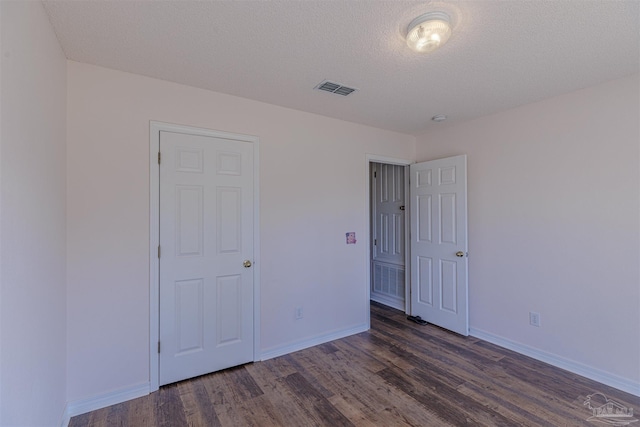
[[70, 302, 639, 426]]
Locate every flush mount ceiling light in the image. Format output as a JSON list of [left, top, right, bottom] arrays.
[[406, 12, 452, 53]]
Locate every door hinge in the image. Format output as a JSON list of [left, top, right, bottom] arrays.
[[158, 341, 160, 353], [158, 152, 161, 164], [158, 245, 161, 258]]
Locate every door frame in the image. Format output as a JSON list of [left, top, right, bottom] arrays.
[[149, 121, 261, 391], [364, 154, 412, 326]]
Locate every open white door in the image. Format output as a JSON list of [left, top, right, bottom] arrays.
[[159, 130, 254, 385], [410, 155, 468, 336]]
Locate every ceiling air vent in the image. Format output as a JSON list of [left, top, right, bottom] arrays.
[[314, 80, 357, 96]]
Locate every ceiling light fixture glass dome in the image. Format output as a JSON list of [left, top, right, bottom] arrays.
[[406, 12, 452, 53]]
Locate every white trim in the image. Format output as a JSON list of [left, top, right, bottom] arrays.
[[364, 154, 412, 321], [470, 328, 640, 397], [149, 121, 261, 392], [0, 2, 4, 422], [403, 165, 410, 313], [260, 324, 368, 361], [65, 382, 150, 421], [149, 122, 160, 392], [370, 294, 404, 311], [59, 403, 70, 427], [365, 154, 412, 166], [252, 136, 261, 364]]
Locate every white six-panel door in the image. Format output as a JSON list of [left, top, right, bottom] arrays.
[[410, 155, 468, 336], [159, 130, 254, 385]]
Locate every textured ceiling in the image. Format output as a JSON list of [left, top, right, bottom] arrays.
[[42, 0, 640, 135]]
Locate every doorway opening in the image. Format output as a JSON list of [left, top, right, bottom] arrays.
[[369, 161, 410, 313], [365, 154, 469, 335]]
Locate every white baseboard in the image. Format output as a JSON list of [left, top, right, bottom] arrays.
[[370, 294, 405, 311], [470, 328, 640, 397], [59, 402, 70, 427], [261, 324, 369, 361], [62, 382, 151, 426]]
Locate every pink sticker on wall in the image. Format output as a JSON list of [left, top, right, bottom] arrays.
[[346, 232, 356, 244]]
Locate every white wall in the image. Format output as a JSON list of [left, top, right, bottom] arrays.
[[66, 61, 415, 402], [415, 74, 640, 391], [0, 2, 634, 418], [0, 1, 68, 425]]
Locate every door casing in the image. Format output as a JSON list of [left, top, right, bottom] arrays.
[[149, 121, 261, 391]]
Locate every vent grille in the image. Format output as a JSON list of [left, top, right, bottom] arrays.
[[372, 261, 405, 300], [314, 80, 357, 96]]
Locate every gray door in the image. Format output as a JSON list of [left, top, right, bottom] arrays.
[[371, 162, 406, 310]]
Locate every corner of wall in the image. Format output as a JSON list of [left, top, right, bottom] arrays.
[[0, 0, 4, 422], [1, 1, 69, 425]]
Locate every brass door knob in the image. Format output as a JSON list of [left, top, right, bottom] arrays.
[[243, 260, 252, 268], [455, 251, 464, 257]]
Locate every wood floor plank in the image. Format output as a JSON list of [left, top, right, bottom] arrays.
[[125, 394, 157, 426], [288, 336, 447, 426], [278, 372, 354, 426], [284, 345, 389, 417], [333, 333, 389, 364], [369, 320, 562, 412], [241, 394, 287, 426], [335, 332, 415, 372], [378, 365, 518, 426], [69, 302, 640, 426], [85, 407, 109, 427], [471, 361, 599, 423], [197, 368, 276, 426], [371, 310, 502, 368], [455, 381, 558, 427], [154, 383, 188, 427], [105, 401, 128, 427], [177, 377, 222, 427], [221, 365, 264, 402], [376, 328, 584, 422], [326, 394, 379, 427], [242, 362, 324, 426], [367, 327, 482, 381], [68, 412, 92, 427], [280, 353, 334, 398], [370, 311, 607, 424], [499, 351, 640, 410]]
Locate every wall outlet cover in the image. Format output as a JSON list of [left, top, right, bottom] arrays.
[[529, 311, 541, 327]]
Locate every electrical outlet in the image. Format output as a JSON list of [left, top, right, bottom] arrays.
[[529, 311, 541, 327], [295, 307, 303, 320]]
